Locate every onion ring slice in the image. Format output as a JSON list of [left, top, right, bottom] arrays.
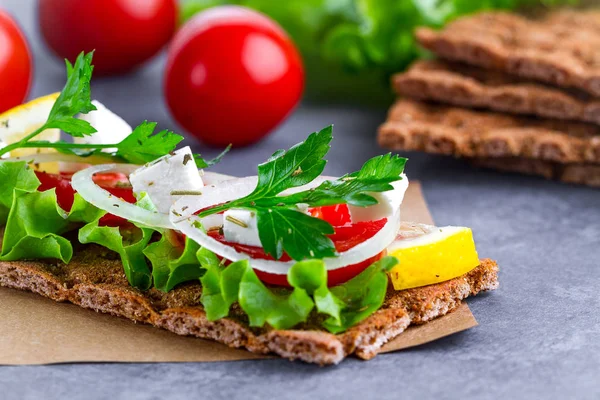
[[71, 164, 174, 229], [170, 175, 408, 275]]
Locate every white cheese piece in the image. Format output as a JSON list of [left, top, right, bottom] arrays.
[[129, 146, 204, 214], [75, 100, 132, 152], [348, 173, 409, 223], [222, 208, 262, 247]]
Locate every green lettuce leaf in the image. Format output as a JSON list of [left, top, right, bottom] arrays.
[[0, 161, 40, 225], [322, 256, 398, 333], [238, 266, 314, 329], [199, 253, 316, 329], [0, 191, 103, 263], [78, 220, 154, 290], [287, 260, 344, 324], [80, 193, 204, 292], [144, 231, 204, 292], [198, 249, 248, 321], [197, 255, 394, 332]]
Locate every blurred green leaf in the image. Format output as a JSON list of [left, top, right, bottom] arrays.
[[180, 0, 580, 103]]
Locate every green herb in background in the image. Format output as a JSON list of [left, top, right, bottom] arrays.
[[180, 0, 579, 104]]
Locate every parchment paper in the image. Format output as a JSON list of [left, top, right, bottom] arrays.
[[0, 182, 477, 364]]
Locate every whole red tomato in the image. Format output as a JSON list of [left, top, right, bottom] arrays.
[[164, 6, 304, 147], [0, 10, 32, 113], [38, 0, 177, 75]]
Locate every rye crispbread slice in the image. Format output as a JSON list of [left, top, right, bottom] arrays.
[[415, 10, 600, 97], [393, 60, 600, 125], [0, 238, 498, 365], [470, 157, 600, 187], [378, 99, 600, 165]]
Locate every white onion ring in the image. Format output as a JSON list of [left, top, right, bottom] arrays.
[[71, 164, 174, 229], [170, 176, 407, 275], [70, 164, 228, 229]]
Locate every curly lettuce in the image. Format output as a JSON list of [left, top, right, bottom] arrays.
[[0, 161, 104, 263], [144, 232, 204, 292], [198, 251, 398, 332]]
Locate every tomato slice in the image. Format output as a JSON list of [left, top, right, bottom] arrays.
[[209, 203, 388, 287], [254, 252, 385, 287], [35, 171, 135, 227], [309, 203, 351, 226]]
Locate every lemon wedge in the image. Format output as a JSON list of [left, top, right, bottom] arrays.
[[0, 93, 61, 172], [387, 222, 480, 291]]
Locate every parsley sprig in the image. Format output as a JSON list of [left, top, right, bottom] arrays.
[[0, 52, 97, 158], [0, 51, 226, 168], [197, 126, 407, 261]]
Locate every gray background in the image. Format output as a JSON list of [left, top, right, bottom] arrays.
[[1, 1, 599, 399]]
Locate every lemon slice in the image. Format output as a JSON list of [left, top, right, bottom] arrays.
[[0, 93, 61, 172], [387, 222, 480, 291]]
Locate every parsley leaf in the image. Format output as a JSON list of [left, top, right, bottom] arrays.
[[0, 52, 97, 159], [197, 126, 407, 261], [251, 125, 332, 196], [0, 52, 227, 168], [114, 121, 184, 164], [52, 120, 224, 167], [194, 144, 232, 169], [255, 207, 335, 260], [257, 153, 407, 208], [44, 52, 97, 137]]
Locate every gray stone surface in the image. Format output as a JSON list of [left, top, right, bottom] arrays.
[[1, 1, 599, 399]]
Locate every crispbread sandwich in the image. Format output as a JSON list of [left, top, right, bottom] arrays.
[[0, 52, 498, 364]]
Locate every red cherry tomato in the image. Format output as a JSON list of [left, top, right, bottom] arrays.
[[208, 204, 388, 286], [0, 10, 32, 113], [35, 171, 135, 227], [164, 6, 304, 147], [38, 0, 177, 75]]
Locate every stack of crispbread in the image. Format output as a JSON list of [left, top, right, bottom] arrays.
[[378, 10, 600, 187]]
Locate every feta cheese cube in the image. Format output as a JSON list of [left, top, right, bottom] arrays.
[[348, 174, 409, 223], [222, 209, 262, 247], [129, 146, 204, 214]]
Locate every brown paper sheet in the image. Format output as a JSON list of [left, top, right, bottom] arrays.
[[0, 182, 477, 365]]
